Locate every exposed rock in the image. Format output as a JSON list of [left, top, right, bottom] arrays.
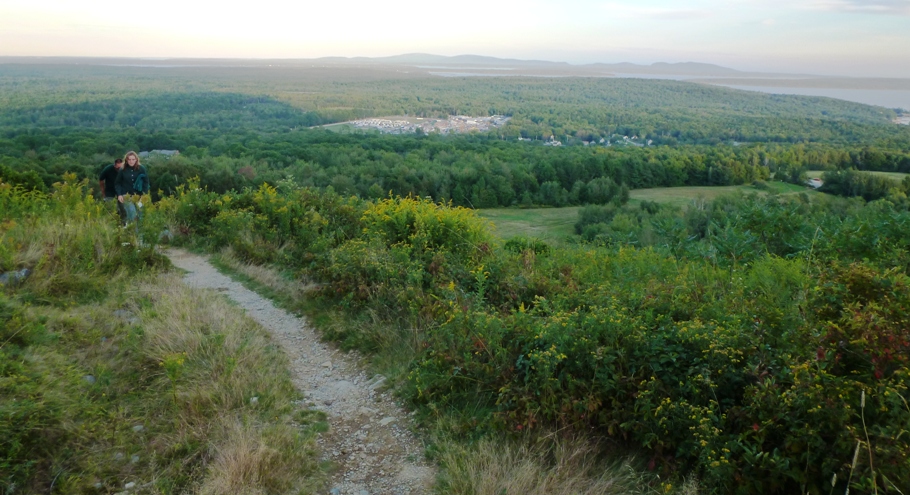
[[366, 376, 387, 391], [0, 268, 31, 287], [358, 406, 378, 417], [83, 375, 97, 385]]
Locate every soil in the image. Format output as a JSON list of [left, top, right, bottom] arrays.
[[165, 249, 435, 495]]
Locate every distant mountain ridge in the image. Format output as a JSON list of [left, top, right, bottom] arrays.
[[0, 53, 875, 80], [0, 54, 750, 76], [372, 53, 571, 67], [312, 54, 746, 76]]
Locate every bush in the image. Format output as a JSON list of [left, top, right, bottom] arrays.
[[407, 249, 910, 493]]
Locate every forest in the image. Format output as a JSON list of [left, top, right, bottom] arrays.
[[1, 63, 909, 207], [2, 61, 910, 494]]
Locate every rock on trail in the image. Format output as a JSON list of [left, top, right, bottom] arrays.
[[165, 249, 434, 495]]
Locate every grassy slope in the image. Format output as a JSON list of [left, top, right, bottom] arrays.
[[0, 186, 325, 494], [1, 273, 326, 494]]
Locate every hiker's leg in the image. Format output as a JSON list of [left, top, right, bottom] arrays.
[[117, 200, 127, 225]]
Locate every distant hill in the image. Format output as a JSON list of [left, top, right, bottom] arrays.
[[0, 53, 828, 79], [308, 55, 745, 76], [0, 54, 746, 75]]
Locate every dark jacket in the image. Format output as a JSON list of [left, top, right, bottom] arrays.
[[99, 164, 120, 198], [114, 165, 149, 196]]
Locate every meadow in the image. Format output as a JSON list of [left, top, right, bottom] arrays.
[[807, 169, 910, 181]]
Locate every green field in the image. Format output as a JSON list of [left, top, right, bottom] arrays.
[[806, 169, 910, 181], [479, 182, 811, 240], [478, 206, 582, 240]]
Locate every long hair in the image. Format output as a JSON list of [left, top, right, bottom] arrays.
[[123, 151, 141, 169]]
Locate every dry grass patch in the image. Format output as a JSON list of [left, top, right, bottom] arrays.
[[136, 273, 324, 494], [199, 418, 318, 495], [214, 248, 317, 308], [2, 271, 326, 493], [437, 434, 699, 495]]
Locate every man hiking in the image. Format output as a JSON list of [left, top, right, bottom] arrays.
[[99, 158, 123, 200]]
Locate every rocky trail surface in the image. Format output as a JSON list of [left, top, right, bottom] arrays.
[[165, 249, 435, 495]]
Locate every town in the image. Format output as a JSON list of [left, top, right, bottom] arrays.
[[347, 115, 510, 134]]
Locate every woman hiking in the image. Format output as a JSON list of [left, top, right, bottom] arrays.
[[115, 151, 150, 226]]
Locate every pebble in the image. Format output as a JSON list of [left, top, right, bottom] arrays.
[[132, 424, 144, 432], [124, 481, 136, 490], [321, 361, 333, 368], [83, 375, 97, 385], [131, 455, 140, 464], [379, 417, 395, 426], [250, 396, 259, 406]]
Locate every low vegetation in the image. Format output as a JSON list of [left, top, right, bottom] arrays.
[[1, 178, 324, 493], [138, 177, 910, 494]]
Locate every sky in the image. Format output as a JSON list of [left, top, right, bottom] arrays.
[[1, 0, 909, 77]]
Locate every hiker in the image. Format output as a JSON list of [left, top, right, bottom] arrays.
[[99, 158, 123, 200], [115, 151, 150, 225]]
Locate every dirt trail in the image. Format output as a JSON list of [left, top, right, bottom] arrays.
[[165, 249, 435, 495]]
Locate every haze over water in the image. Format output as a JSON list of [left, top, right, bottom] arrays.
[[711, 85, 910, 111]]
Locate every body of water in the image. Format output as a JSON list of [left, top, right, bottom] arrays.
[[426, 70, 910, 110], [711, 84, 910, 111]]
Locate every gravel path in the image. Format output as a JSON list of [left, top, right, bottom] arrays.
[[165, 249, 435, 495]]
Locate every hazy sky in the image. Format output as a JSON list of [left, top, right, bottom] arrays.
[[2, 0, 909, 77]]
